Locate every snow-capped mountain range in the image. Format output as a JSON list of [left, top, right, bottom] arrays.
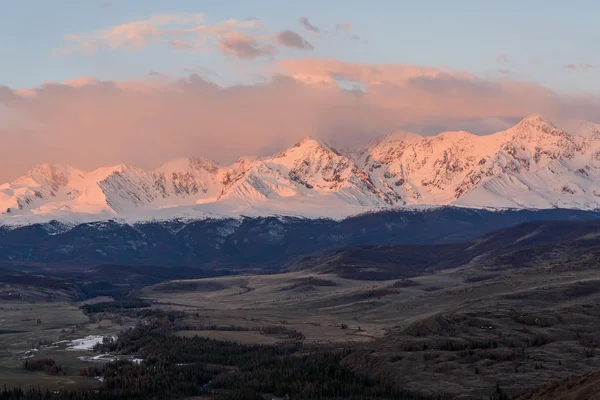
[[3, 114, 600, 226]]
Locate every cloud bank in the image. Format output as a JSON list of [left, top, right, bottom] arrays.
[[1, 59, 599, 183]]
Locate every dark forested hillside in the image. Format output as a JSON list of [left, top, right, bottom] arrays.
[[0, 314, 448, 400], [0, 207, 598, 267], [293, 218, 600, 280]]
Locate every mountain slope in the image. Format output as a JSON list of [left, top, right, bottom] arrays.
[[292, 217, 600, 282], [2, 114, 600, 225], [219, 138, 399, 207], [0, 208, 598, 267], [360, 114, 597, 209]]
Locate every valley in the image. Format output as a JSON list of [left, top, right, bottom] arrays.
[[3, 219, 600, 398]]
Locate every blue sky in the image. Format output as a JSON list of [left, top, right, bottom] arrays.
[[1, 0, 599, 93]]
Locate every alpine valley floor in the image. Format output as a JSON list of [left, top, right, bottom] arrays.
[[3, 220, 600, 398]]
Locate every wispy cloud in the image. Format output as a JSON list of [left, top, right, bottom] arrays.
[[277, 58, 452, 86], [55, 13, 364, 61], [565, 63, 594, 70], [54, 14, 323, 61], [53, 14, 268, 57], [62, 77, 100, 87], [335, 22, 353, 32], [101, 1, 113, 7], [496, 54, 508, 63], [219, 32, 277, 60], [299, 17, 320, 34], [54, 13, 205, 54], [275, 30, 313, 50], [183, 66, 219, 80], [167, 40, 195, 51], [332, 22, 365, 43]]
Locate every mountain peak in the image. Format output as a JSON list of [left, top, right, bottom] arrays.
[[23, 163, 75, 185], [364, 131, 423, 159], [380, 130, 423, 144], [289, 136, 341, 156], [110, 163, 136, 173], [87, 163, 138, 181], [156, 157, 220, 174], [30, 162, 68, 174], [293, 136, 323, 148], [516, 114, 556, 129]]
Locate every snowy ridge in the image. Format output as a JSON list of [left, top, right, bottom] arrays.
[[2, 115, 600, 226]]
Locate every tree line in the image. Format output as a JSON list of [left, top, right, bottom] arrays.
[[3, 311, 449, 399]]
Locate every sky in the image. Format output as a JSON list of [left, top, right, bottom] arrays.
[[1, 0, 600, 182]]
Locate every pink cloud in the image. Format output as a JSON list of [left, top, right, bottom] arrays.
[[55, 13, 204, 54], [277, 58, 455, 85], [168, 40, 195, 51], [1, 60, 599, 183], [53, 14, 271, 55], [336, 22, 353, 32], [55, 14, 307, 60], [54, 13, 362, 63], [62, 77, 100, 87]]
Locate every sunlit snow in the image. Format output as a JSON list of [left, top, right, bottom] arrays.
[[2, 115, 600, 228]]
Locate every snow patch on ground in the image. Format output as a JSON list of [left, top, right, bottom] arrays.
[[77, 353, 116, 362], [67, 335, 116, 351]]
